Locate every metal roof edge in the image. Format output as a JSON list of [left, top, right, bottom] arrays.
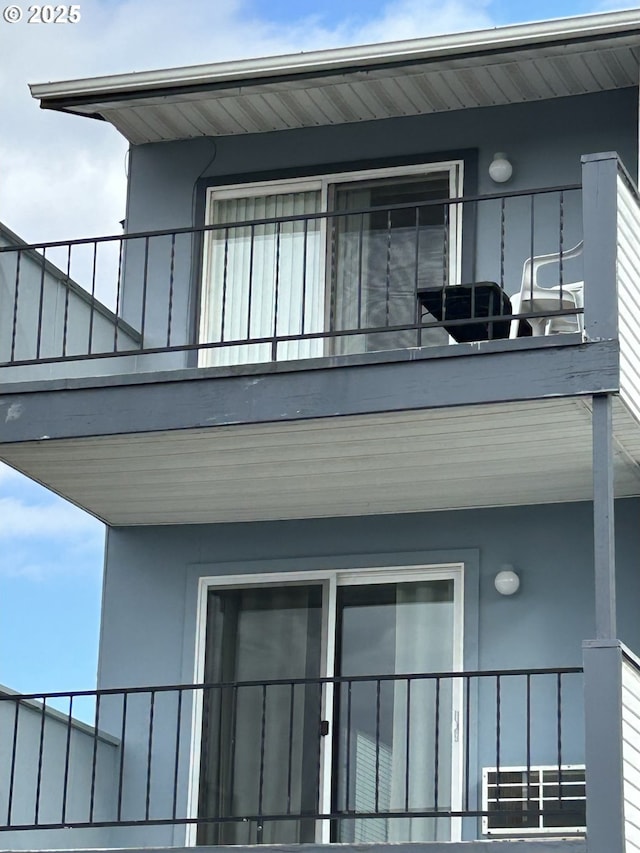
[[29, 7, 640, 104]]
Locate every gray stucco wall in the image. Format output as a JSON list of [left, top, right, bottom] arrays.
[[89, 497, 640, 846], [120, 88, 638, 361]]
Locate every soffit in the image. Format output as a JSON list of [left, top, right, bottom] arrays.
[[37, 40, 640, 144], [2, 397, 640, 525]]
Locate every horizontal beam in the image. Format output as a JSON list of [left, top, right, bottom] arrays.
[[0, 339, 619, 443]]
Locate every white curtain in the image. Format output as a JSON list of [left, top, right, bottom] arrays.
[[199, 191, 323, 366]]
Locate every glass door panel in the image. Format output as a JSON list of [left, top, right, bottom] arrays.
[[332, 173, 452, 353], [199, 189, 324, 367], [333, 579, 455, 842], [197, 585, 323, 844]]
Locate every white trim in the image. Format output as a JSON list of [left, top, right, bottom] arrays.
[[204, 161, 465, 211], [30, 9, 640, 102], [186, 562, 465, 845]]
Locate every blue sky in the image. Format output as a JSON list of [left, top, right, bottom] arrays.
[[0, 0, 636, 695]]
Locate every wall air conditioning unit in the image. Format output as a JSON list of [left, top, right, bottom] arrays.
[[482, 765, 586, 836]]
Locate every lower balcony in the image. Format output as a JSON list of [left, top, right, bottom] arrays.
[[0, 664, 592, 850]]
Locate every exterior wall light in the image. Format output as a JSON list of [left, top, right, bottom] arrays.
[[489, 152, 513, 183], [494, 564, 520, 596]]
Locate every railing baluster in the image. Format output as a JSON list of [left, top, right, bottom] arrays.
[[7, 698, 20, 825], [35, 248, 46, 359], [61, 695, 74, 824], [247, 224, 256, 340], [434, 676, 440, 811], [228, 684, 238, 818], [62, 245, 71, 358], [443, 201, 450, 290], [526, 673, 531, 813], [10, 249, 22, 362], [88, 242, 98, 355], [559, 190, 565, 298], [257, 683, 267, 842], [375, 678, 381, 814], [167, 233, 176, 347], [404, 677, 411, 811], [140, 236, 150, 349], [300, 219, 308, 335], [345, 679, 352, 814], [529, 194, 535, 302], [220, 227, 230, 344], [464, 674, 471, 811], [496, 674, 501, 812], [172, 689, 183, 821], [113, 238, 123, 353], [271, 221, 281, 361], [89, 693, 101, 822], [500, 196, 506, 293], [286, 682, 295, 815], [34, 697, 46, 825], [385, 210, 392, 328], [145, 690, 156, 821], [357, 213, 364, 331], [117, 692, 128, 822], [557, 672, 563, 809]]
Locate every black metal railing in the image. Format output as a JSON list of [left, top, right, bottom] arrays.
[[0, 185, 583, 373], [0, 666, 584, 841]]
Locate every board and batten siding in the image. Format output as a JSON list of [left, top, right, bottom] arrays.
[[0, 689, 118, 849], [0, 224, 143, 382], [616, 174, 640, 425], [622, 651, 640, 852]]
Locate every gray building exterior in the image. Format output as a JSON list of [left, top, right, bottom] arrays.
[[3, 9, 640, 853]]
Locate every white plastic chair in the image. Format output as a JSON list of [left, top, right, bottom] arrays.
[[509, 241, 584, 338]]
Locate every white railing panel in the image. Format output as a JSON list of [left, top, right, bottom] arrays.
[[616, 175, 640, 426], [622, 653, 640, 851]]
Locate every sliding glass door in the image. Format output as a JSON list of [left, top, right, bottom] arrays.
[[196, 568, 461, 844], [198, 162, 462, 366]]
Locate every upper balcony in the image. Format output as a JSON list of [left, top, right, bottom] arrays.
[[1, 152, 640, 524]]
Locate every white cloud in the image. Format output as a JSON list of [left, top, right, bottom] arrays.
[[0, 495, 102, 541], [0, 0, 497, 247], [0, 463, 25, 486]]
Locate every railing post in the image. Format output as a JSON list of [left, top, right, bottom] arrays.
[[582, 639, 625, 853], [592, 392, 616, 639], [581, 152, 619, 342]]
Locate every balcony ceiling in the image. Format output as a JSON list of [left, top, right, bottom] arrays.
[[30, 12, 640, 144], [2, 397, 640, 526]]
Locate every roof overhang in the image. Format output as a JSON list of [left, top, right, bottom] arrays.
[[29, 9, 640, 144]]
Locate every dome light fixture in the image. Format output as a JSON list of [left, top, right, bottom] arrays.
[[489, 152, 513, 184], [495, 564, 520, 596]]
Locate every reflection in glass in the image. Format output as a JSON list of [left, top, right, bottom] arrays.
[[334, 580, 454, 842]]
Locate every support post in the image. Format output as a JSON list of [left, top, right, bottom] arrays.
[[581, 153, 619, 342], [583, 639, 625, 853], [592, 393, 616, 639]]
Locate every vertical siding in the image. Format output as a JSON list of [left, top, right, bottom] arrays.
[[0, 692, 118, 849], [616, 176, 640, 424], [622, 654, 640, 852], [0, 226, 140, 373]]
